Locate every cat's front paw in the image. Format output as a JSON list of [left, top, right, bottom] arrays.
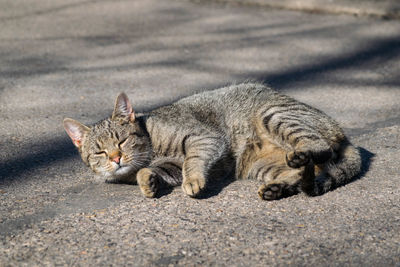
[[137, 168, 158, 198], [286, 150, 310, 168], [182, 175, 205, 197]]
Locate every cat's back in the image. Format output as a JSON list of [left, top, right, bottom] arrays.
[[147, 83, 276, 134], [149, 82, 343, 139], [144, 83, 268, 158], [179, 82, 273, 109], [157, 83, 273, 117]]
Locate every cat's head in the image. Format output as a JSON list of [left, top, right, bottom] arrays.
[[63, 93, 151, 183]]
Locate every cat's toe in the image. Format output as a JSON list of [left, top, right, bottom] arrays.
[[182, 176, 205, 197], [286, 150, 310, 168], [137, 168, 158, 198], [258, 183, 284, 201]]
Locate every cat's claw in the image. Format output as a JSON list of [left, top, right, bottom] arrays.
[[137, 168, 158, 198]]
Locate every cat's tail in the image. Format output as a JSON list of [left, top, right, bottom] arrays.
[[302, 140, 362, 196]]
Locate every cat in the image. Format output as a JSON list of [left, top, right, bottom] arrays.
[[63, 82, 361, 200]]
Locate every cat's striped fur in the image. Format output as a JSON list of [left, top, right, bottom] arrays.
[[63, 83, 361, 200]]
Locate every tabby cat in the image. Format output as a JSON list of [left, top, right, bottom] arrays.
[[63, 83, 361, 200]]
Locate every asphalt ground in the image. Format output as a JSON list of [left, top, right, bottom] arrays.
[[190, 0, 400, 19], [0, 0, 399, 266]]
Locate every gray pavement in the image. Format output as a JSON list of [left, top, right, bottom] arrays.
[[191, 0, 400, 19], [1, 0, 400, 266]]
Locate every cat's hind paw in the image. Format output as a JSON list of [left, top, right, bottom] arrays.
[[286, 150, 310, 168], [258, 183, 285, 200], [286, 148, 332, 168], [258, 182, 299, 201], [137, 168, 158, 198]]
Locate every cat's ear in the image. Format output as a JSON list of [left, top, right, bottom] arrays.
[[63, 118, 90, 148], [112, 93, 135, 123]]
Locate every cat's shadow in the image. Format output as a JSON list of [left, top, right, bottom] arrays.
[[155, 186, 174, 198], [351, 146, 375, 182], [155, 171, 236, 199], [195, 174, 236, 199]]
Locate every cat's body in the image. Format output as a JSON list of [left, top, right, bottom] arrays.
[[64, 83, 361, 200]]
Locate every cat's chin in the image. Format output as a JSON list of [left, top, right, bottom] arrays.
[[114, 165, 134, 176], [96, 166, 137, 183]]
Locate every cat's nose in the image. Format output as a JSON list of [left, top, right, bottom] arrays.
[[109, 150, 121, 164], [112, 156, 121, 164]]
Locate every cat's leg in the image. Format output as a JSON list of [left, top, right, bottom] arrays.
[[251, 158, 300, 200], [181, 134, 228, 197], [249, 154, 304, 200], [240, 139, 314, 200], [137, 158, 182, 198], [256, 161, 315, 200], [261, 110, 334, 168]]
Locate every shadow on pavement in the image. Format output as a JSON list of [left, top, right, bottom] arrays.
[[0, 0, 107, 22], [251, 36, 400, 89], [0, 137, 78, 184], [196, 175, 236, 200], [356, 147, 375, 180]]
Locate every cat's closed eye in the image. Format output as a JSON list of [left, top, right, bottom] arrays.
[[118, 138, 129, 148], [95, 151, 107, 156]]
